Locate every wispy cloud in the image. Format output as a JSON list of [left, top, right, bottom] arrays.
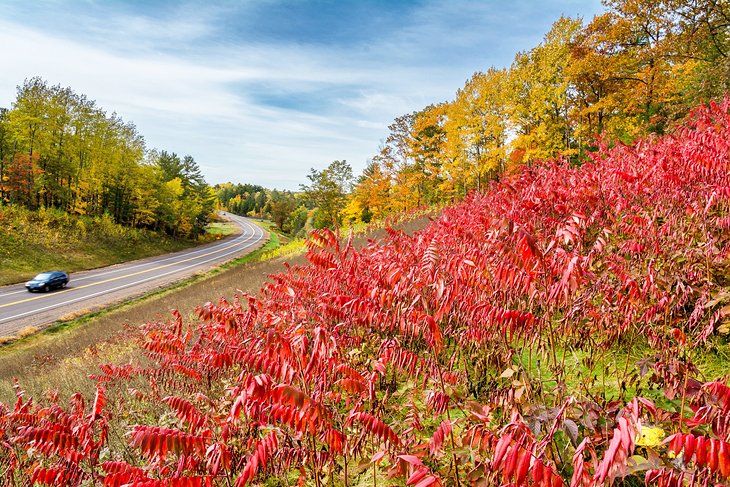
[[0, 0, 604, 189]]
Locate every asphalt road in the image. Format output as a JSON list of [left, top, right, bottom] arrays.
[[0, 213, 266, 336]]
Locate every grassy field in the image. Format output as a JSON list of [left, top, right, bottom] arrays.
[[0, 206, 229, 286]]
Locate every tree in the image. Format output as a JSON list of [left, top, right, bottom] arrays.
[[509, 16, 584, 162], [346, 160, 392, 223], [671, 0, 730, 105], [215, 183, 268, 216], [443, 68, 509, 195], [301, 160, 353, 229], [0, 77, 213, 239], [267, 190, 298, 232], [150, 151, 214, 237], [0, 108, 12, 204], [286, 205, 310, 236], [373, 113, 424, 213], [407, 104, 448, 205]]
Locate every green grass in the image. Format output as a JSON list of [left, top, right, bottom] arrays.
[[204, 221, 238, 236]]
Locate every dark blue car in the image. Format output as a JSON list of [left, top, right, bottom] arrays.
[[25, 271, 69, 292]]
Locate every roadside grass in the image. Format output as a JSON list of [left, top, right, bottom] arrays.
[[0, 214, 435, 404], [203, 221, 238, 236]]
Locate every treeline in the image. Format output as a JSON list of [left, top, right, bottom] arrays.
[[341, 0, 730, 224], [215, 183, 311, 236], [217, 159, 356, 236], [0, 78, 215, 238]]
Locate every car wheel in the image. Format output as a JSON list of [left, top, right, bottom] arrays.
[[43, 285, 49, 292], [62, 281, 67, 288]]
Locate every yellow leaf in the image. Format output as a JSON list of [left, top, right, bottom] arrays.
[[635, 426, 665, 447]]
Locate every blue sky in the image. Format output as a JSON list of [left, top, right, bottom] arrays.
[[0, 1, 604, 190]]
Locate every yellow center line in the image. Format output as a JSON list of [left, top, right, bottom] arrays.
[[0, 240, 247, 309]]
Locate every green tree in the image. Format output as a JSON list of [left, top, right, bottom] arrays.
[[407, 104, 447, 205], [301, 160, 353, 229], [150, 151, 213, 237], [267, 190, 298, 232], [286, 205, 310, 236]]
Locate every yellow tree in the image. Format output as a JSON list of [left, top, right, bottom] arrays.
[[509, 16, 584, 163], [443, 68, 509, 196], [378, 115, 421, 213], [565, 14, 642, 147], [653, 0, 729, 114], [6, 78, 51, 209], [580, 0, 681, 136], [346, 160, 393, 222]]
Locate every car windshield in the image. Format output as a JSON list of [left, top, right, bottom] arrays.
[[34, 273, 53, 280]]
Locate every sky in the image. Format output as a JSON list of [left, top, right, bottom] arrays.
[[0, 0, 604, 190]]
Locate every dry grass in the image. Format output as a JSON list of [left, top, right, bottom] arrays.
[[0, 215, 432, 404], [16, 326, 39, 339], [58, 308, 94, 321], [0, 327, 41, 348]]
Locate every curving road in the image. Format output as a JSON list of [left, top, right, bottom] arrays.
[[0, 213, 266, 336]]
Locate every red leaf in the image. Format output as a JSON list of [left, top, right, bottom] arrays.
[[515, 448, 532, 485], [398, 454, 424, 466], [719, 440, 730, 478], [414, 475, 438, 487]]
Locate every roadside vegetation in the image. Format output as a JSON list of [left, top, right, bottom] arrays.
[[0, 214, 427, 400], [0, 219, 277, 394]]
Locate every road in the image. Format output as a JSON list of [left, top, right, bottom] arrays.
[[0, 213, 266, 337]]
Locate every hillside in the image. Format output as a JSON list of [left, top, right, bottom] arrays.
[[1, 99, 729, 485], [0, 206, 223, 286]]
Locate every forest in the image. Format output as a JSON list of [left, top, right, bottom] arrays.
[[0, 78, 215, 239]]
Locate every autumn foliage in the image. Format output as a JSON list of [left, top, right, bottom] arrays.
[[1, 98, 730, 485]]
